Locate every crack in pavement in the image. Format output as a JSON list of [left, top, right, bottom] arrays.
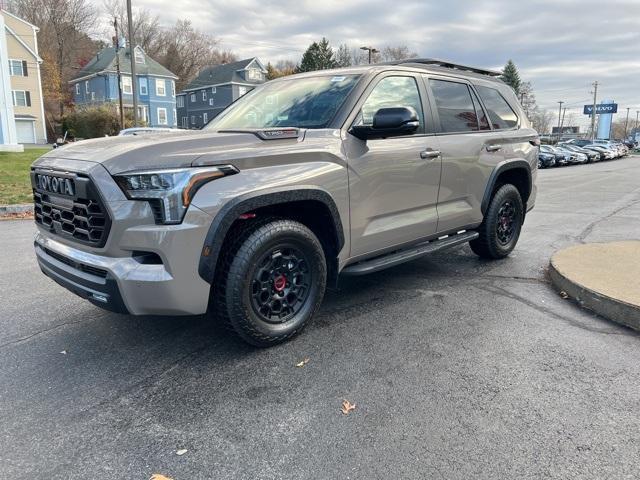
[[577, 192, 640, 243], [474, 280, 635, 337]]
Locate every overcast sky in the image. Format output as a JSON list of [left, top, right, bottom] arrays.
[[101, 0, 640, 128]]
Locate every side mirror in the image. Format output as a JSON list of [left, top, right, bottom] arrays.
[[350, 107, 419, 140]]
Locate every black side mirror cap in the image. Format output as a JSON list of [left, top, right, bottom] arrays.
[[350, 106, 419, 140]]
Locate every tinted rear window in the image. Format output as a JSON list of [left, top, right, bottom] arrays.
[[429, 79, 479, 133], [476, 86, 518, 129]]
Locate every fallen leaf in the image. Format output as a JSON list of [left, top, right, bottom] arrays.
[[341, 399, 356, 415], [176, 449, 188, 456], [60, 350, 67, 355], [150, 475, 173, 480], [560, 291, 568, 299], [295, 358, 310, 368]]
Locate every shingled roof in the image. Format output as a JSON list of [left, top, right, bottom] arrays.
[[182, 58, 264, 91], [71, 46, 177, 81]]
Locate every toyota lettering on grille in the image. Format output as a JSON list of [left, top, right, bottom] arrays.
[[36, 174, 75, 196]]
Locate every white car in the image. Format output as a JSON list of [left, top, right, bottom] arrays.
[[118, 127, 176, 136]]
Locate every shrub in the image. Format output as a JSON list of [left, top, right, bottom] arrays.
[[62, 104, 142, 139]]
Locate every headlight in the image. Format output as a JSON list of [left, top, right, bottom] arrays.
[[114, 165, 238, 224]]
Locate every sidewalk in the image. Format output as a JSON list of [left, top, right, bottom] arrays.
[[550, 241, 640, 330]]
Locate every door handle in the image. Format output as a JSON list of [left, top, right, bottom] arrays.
[[486, 144, 502, 152], [420, 149, 441, 159]]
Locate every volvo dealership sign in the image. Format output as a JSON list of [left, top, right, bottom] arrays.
[[583, 103, 618, 115]]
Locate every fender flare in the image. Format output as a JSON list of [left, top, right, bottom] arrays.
[[197, 186, 345, 284], [481, 160, 532, 214]]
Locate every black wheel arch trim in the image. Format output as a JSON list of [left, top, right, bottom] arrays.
[[198, 186, 345, 284], [481, 159, 532, 215]]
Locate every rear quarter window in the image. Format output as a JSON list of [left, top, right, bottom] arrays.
[[476, 86, 519, 130]]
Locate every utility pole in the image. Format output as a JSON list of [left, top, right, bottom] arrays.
[[360, 46, 379, 64], [636, 110, 639, 133], [557, 101, 564, 143], [590, 81, 598, 141], [126, 0, 139, 127], [114, 19, 125, 130], [624, 107, 630, 138]]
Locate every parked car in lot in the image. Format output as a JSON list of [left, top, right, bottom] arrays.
[[541, 145, 570, 166], [538, 149, 556, 168], [582, 145, 613, 160], [29, 58, 538, 346], [561, 144, 598, 163], [555, 146, 587, 165]]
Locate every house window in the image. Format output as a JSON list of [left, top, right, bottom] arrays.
[[12, 90, 31, 107], [238, 86, 248, 96], [209, 98, 214, 106], [177, 96, 184, 108], [157, 107, 168, 125], [182, 116, 188, 128], [191, 115, 196, 124], [247, 68, 262, 81], [202, 90, 207, 101], [85, 81, 90, 94], [173, 108, 177, 126], [75, 84, 80, 95], [122, 76, 132, 94], [156, 79, 166, 96], [190, 93, 196, 103], [9, 59, 26, 76], [203, 112, 208, 124], [171, 81, 175, 97], [211, 87, 216, 94], [91, 92, 95, 101], [139, 78, 148, 95], [137, 106, 148, 122], [134, 48, 145, 64]]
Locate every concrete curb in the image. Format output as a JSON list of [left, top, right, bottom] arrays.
[[549, 252, 640, 332], [0, 204, 33, 217]]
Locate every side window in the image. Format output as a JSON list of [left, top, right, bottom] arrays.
[[470, 88, 490, 130], [356, 76, 424, 132], [475, 86, 518, 129], [429, 79, 478, 133]]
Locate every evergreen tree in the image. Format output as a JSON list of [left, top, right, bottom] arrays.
[[297, 38, 337, 72], [500, 59, 522, 95], [335, 43, 352, 68]]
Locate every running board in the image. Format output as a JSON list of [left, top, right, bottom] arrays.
[[341, 231, 479, 276]]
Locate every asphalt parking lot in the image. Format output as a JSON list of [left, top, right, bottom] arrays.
[[1, 156, 640, 480]]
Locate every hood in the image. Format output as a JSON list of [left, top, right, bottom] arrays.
[[34, 130, 307, 175]]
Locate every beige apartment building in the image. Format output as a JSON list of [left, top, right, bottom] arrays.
[[1, 10, 46, 144]]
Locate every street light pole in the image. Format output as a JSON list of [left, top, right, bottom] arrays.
[[590, 81, 598, 141], [360, 46, 379, 64], [624, 107, 630, 138], [114, 19, 124, 130], [126, 0, 139, 127], [557, 101, 563, 143]]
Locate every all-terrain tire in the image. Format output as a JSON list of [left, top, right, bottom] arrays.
[[470, 184, 524, 259], [215, 219, 326, 347]]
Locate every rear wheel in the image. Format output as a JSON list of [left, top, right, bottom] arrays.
[[214, 219, 326, 347], [470, 184, 524, 259]]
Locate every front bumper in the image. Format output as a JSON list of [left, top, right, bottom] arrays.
[[35, 212, 213, 316]]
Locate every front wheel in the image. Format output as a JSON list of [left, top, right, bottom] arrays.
[[470, 184, 524, 259], [216, 219, 327, 347]]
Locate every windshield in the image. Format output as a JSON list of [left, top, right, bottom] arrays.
[[206, 74, 361, 130]]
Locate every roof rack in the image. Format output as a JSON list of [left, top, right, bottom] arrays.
[[395, 58, 502, 77]]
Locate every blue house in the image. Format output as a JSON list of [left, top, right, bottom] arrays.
[[70, 46, 177, 128], [176, 58, 266, 129]]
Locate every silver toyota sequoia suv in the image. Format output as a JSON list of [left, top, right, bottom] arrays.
[[31, 59, 538, 346]]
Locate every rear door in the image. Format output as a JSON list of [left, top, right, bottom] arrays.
[[343, 72, 442, 258], [423, 75, 504, 233]]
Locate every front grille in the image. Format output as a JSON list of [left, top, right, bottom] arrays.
[[42, 247, 108, 278], [32, 171, 111, 247]]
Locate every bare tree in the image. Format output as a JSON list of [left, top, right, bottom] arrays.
[[8, 0, 98, 119], [335, 44, 351, 67], [379, 45, 418, 62], [530, 109, 555, 134], [102, 0, 162, 54]]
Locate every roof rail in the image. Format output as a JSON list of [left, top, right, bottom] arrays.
[[397, 58, 502, 77]]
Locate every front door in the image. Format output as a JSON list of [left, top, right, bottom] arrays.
[[344, 73, 442, 258]]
